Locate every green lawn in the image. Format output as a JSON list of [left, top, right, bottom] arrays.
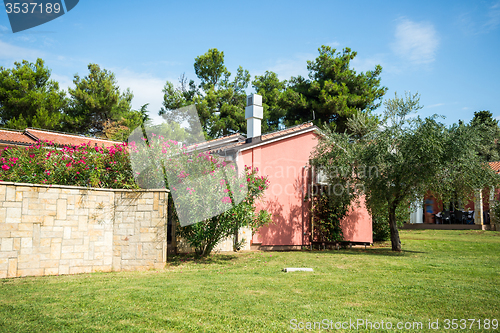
[[1, 230, 500, 332]]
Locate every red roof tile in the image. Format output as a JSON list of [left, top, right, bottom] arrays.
[[0, 129, 36, 145], [261, 122, 315, 141], [203, 133, 241, 145], [25, 128, 120, 148], [489, 161, 500, 174]]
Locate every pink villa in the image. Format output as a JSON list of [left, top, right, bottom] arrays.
[[188, 94, 373, 251]]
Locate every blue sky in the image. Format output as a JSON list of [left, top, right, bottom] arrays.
[[1, 0, 499, 127]]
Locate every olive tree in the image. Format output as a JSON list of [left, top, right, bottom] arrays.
[[312, 92, 499, 251]]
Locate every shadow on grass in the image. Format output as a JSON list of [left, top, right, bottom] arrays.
[[300, 247, 426, 257], [167, 253, 239, 266]]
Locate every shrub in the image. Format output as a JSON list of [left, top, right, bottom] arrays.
[[0, 141, 137, 189], [311, 191, 347, 243], [127, 133, 273, 256], [490, 200, 500, 225], [176, 166, 272, 256], [369, 201, 409, 242]]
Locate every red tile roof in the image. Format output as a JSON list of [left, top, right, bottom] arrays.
[[0, 128, 121, 148], [202, 133, 241, 145], [186, 133, 246, 153], [261, 122, 315, 141], [489, 161, 500, 174], [204, 123, 318, 154], [0, 129, 36, 145], [25, 128, 119, 148]]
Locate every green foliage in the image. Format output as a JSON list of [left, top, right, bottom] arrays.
[[174, 162, 272, 256], [281, 46, 387, 132], [0, 142, 137, 189], [194, 49, 230, 90], [160, 49, 250, 139], [103, 104, 151, 142], [490, 199, 500, 225], [0, 58, 68, 130], [176, 167, 272, 257], [252, 71, 287, 132], [468, 110, 500, 162], [369, 201, 409, 242], [67, 63, 134, 136], [371, 216, 390, 242], [160, 46, 385, 139], [312, 191, 345, 242]]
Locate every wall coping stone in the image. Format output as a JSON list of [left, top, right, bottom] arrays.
[[0, 181, 169, 193]]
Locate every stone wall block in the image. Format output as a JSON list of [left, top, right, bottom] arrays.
[[6, 207, 21, 223], [50, 242, 61, 260], [5, 186, 15, 202], [56, 199, 67, 220], [44, 267, 59, 275], [0, 223, 18, 231], [21, 198, 29, 215], [21, 215, 43, 223], [18, 268, 44, 277], [0, 185, 6, 202], [13, 238, 20, 251], [3, 202, 22, 208], [0, 208, 6, 223], [1, 238, 13, 251]]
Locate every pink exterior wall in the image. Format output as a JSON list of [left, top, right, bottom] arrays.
[[238, 131, 372, 246], [340, 196, 373, 243]]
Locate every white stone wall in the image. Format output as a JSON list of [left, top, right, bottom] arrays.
[[0, 182, 168, 278]]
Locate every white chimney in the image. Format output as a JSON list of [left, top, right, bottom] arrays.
[[245, 94, 263, 141]]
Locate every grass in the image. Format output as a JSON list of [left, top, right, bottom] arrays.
[[1, 230, 500, 332]]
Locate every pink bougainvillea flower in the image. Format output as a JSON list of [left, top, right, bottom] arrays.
[[1, 165, 9, 170], [223, 189, 229, 193], [221, 196, 232, 204]]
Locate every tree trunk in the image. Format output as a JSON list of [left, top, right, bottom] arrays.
[[388, 203, 402, 251]]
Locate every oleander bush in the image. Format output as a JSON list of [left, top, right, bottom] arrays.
[[0, 141, 137, 189], [128, 133, 272, 256]]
